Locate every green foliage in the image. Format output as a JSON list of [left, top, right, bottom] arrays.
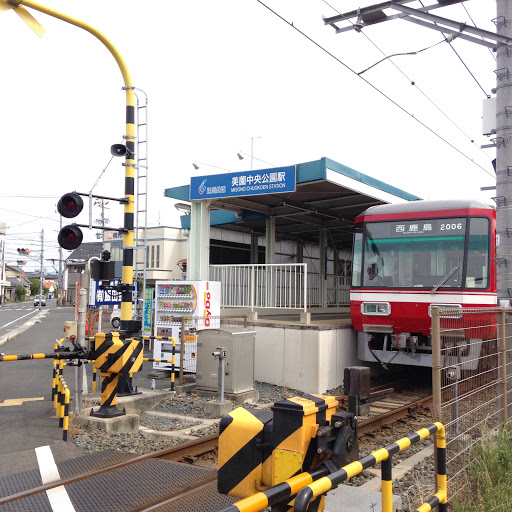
[[453, 425, 512, 511], [14, 286, 26, 302], [29, 278, 40, 296], [29, 278, 49, 296]]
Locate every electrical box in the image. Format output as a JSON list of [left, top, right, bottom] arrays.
[[482, 97, 496, 136], [64, 321, 77, 341], [196, 328, 256, 393]]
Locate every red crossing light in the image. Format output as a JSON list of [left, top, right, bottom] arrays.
[[58, 225, 83, 250], [57, 193, 83, 219]]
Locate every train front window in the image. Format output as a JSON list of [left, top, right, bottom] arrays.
[[362, 218, 467, 288], [465, 217, 489, 289]]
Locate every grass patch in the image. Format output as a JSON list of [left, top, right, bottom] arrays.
[[452, 425, 512, 511]]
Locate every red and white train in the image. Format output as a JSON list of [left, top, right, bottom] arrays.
[[350, 199, 496, 368]]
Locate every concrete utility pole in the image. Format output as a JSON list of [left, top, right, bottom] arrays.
[[494, 2, 512, 305], [323, 0, 512, 304], [38, 229, 44, 311]]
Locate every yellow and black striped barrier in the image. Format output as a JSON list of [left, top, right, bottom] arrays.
[[91, 332, 143, 418], [0, 352, 79, 361], [293, 422, 447, 512], [53, 367, 71, 442], [219, 422, 446, 512], [141, 335, 176, 391], [217, 393, 358, 512]]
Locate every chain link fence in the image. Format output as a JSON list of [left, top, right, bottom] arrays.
[[431, 306, 512, 501]]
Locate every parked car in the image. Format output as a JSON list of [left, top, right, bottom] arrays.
[[33, 295, 46, 307]]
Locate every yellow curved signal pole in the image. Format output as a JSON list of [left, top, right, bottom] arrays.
[[1, 0, 135, 330]]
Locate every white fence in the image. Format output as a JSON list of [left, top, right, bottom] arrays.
[[209, 264, 350, 310]]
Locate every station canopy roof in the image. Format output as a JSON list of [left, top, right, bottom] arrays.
[[164, 157, 421, 247]]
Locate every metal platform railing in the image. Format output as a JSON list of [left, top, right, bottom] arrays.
[[209, 264, 351, 310]]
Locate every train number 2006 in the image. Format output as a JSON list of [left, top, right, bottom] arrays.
[[440, 223, 463, 231]]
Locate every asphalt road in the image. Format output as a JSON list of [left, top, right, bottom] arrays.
[[0, 301, 85, 477], [0, 301, 166, 478]]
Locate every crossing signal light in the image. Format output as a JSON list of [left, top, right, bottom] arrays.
[[58, 225, 83, 251], [57, 192, 83, 219], [57, 192, 84, 250]]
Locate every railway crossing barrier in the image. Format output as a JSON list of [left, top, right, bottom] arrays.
[[53, 366, 71, 441], [218, 422, 447, 512]]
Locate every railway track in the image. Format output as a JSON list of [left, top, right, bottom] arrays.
[[0, 386, 433, 512]]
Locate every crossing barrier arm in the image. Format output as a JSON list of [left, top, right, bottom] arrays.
[[1, 351, 82, 361], [294, 423, 447, 512]]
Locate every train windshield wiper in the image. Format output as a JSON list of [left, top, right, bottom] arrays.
[[431, 266, 459, 295]]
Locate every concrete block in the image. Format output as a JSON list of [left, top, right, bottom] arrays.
[[203, 400, 233, 417], [77, 412, 139, 433], [88, 389, 174, 415]]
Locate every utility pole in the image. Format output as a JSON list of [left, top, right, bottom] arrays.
[[38, 229, 44, 311], [494, 3, 512, 305], [323, 0, 512, 305]]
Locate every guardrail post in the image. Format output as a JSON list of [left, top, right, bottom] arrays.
[[63, 387, 70, 442], [381, 456, 393, 512], [436, 422, 448, 512]]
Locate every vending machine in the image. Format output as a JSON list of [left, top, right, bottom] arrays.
[[153, 280, 220, 373]]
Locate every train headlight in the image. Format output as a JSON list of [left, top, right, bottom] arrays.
[[361, 302, 391, 316]]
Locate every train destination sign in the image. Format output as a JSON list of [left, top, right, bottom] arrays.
[[190, 165, 296, 200], [366, 217, 467, 239]]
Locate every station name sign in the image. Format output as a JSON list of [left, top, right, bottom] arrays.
[[190, 165, 296, 200]]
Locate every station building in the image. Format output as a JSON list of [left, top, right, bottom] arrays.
[[162, 157, 420, 393]]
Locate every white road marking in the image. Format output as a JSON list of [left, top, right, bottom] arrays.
[[35, 445, 76, 511], [0, 310, 38, 330]]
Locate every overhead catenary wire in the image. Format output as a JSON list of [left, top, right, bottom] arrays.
[[461, 2, 496, 62], [322, 0, 493, 164], [255, 0, 495, 180], [416, 0, 490, 97]]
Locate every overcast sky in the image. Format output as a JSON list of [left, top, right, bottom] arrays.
[[0, 0, 497, 272]]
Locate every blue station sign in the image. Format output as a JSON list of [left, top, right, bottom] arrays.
[[190, 165, 296, 200]]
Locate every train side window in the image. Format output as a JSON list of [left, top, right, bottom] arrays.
[[352, 232, 363, 286], [465, 218, 489, 289]]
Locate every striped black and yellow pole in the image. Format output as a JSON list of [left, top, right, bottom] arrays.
[[0, 352, 80, 362], [142, 336, 177, 391], [294, 423, 447, 512], [218, 466, 329, 512], [5, 2, 138, 335]]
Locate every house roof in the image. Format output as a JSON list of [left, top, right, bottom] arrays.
[[66, 242, 103, 263]]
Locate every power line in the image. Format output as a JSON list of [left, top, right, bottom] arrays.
[[415, 0, 490, 97], [460, 1, 496, 62], [322, 0, 493, 164], [255, 0, 495, 179]]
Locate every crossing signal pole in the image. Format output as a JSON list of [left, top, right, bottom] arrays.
[[4, 0, 144, 418]]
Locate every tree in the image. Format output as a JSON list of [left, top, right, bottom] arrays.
[[15, 286, 26, 302], [29, 278, 40, 296]]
